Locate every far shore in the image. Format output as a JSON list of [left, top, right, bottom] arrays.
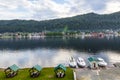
[[0, 31, 120, 39]]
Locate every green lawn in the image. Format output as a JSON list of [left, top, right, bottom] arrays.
[[0, 67, 73, 80]]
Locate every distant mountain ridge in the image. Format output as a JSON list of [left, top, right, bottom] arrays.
[[0, 11, 120, 32]]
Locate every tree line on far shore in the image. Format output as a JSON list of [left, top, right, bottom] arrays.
[[0, 11, 120, 33]]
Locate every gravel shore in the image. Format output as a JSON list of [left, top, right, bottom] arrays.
[[75, 67, 120, 80]]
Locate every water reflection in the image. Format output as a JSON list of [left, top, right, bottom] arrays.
[[0, 48, 120, 68], [0, 37, 120, 68], [1, 37, 120, 53]]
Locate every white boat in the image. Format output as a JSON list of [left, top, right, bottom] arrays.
[[97, 57, 107, 67], [69, 57, 77, 68], [77, 57, 86, 68]]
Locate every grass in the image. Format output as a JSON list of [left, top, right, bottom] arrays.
[[0, 67, 73, 80]]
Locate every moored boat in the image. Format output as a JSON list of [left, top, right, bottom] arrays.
[[77, 57, 86, 68], [69, 57, 77, 68], [97, 57, 107, 67]]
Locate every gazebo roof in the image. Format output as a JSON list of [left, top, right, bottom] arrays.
[[54, 64, 66, 72], [88, 57, 97, 62], [33, 64, 42, 71], [9, 64, 19, 72]]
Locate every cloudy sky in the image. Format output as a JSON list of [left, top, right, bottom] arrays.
[[0, 0, 120, 20]]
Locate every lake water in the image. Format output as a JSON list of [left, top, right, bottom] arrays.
[[0, 36, 120, 68]]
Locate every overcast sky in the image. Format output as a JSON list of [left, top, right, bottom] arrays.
[[0, 0, 120, 20]]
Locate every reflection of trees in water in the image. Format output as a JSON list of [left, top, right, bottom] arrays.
[[32, 49, 58, 67], [0, 48, 119, 67], [0, 37, 120, 53]]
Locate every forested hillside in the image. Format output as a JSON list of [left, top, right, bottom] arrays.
[[0, 11, 120, 33]]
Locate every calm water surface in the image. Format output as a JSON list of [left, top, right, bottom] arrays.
[[0, 37, 120, 68]]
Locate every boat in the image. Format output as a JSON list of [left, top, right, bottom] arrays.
[[96, 57, 107, 67], [77, 57, 86, 68], [69, 57, 77, 68]]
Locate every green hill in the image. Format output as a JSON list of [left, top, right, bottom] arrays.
[[0, 11, 120, 33]]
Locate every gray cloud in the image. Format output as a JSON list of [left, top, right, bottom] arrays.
[[84, 0, 108, 11], [0, 0, 119, 20], [32, 9, 58, 20]]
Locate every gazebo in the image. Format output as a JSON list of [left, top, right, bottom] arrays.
[[29, 64, 42, 78], [54, 64, 66, 78], [88, 57, 99, 69], [4, 64, 19, 78]]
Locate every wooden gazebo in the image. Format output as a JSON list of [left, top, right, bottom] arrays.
[[29, 64, 42, 78], [54, 64, 66, 78], [4, 64, 19, 78]]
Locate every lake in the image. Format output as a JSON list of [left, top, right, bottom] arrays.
[[0, 36, 120, 68]]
